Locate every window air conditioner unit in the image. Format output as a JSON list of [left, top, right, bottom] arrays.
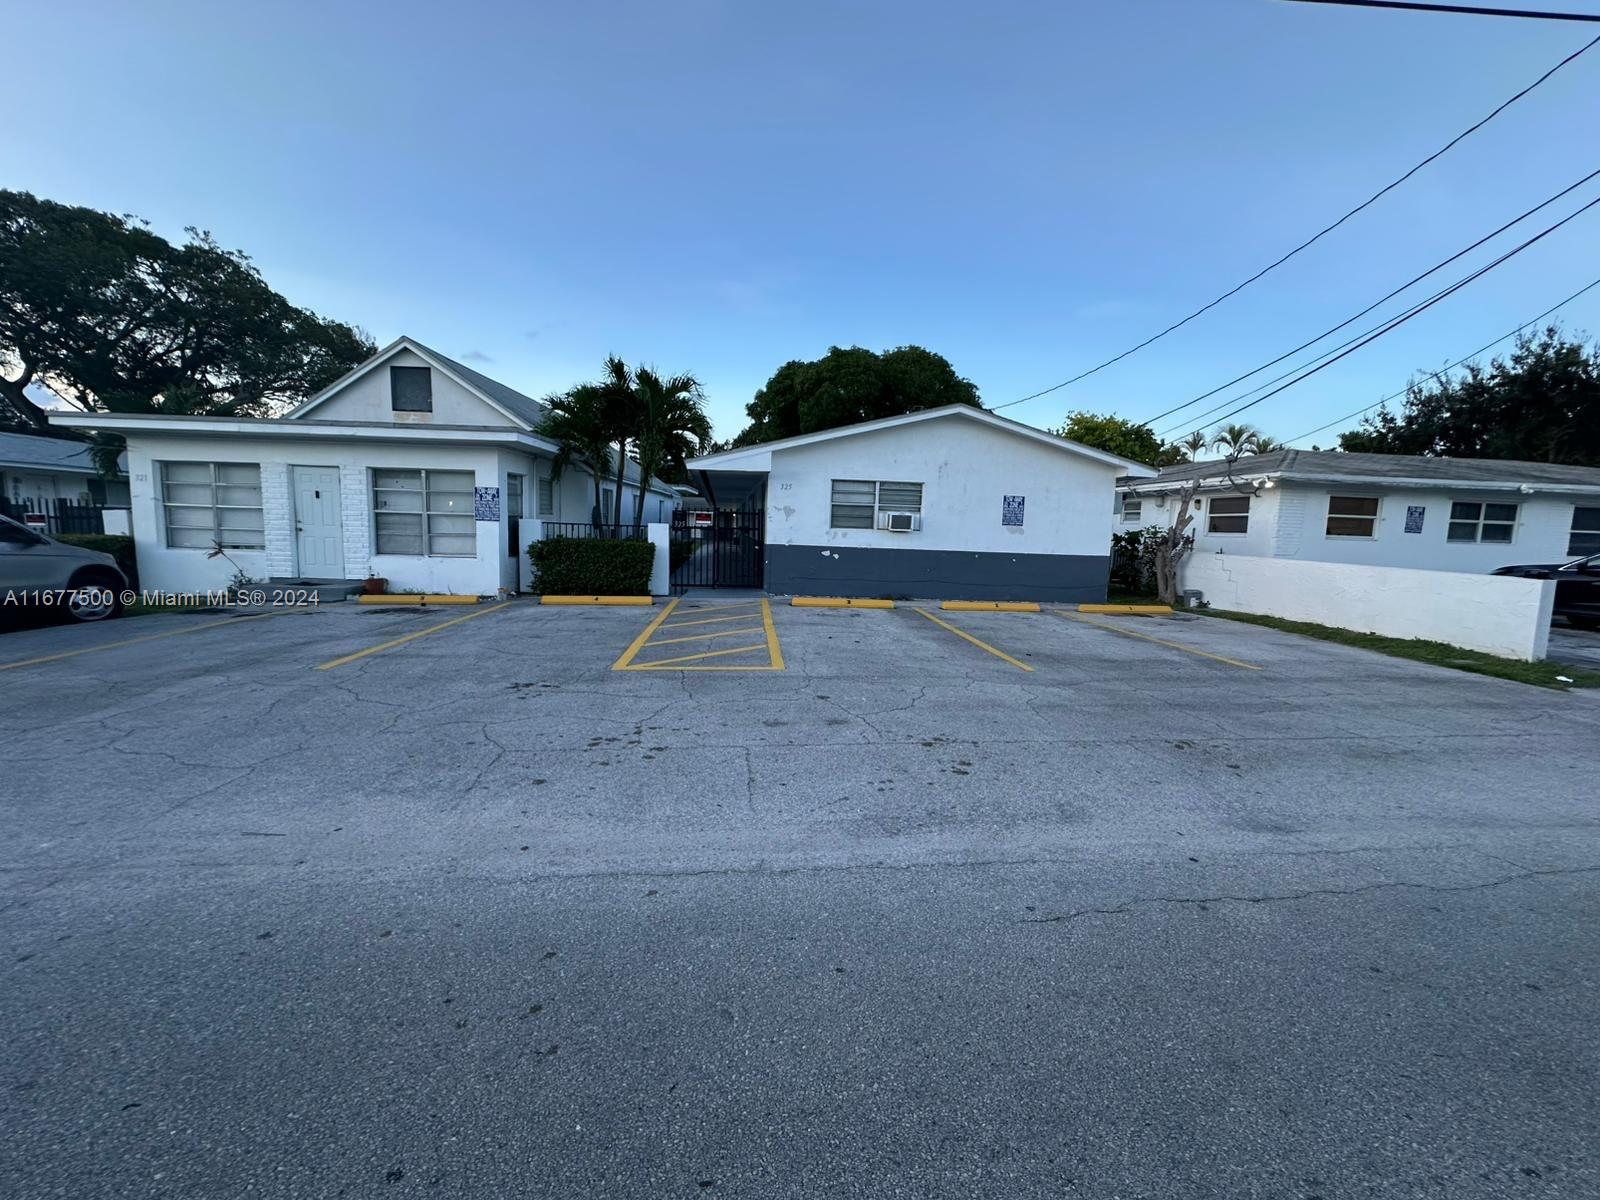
[[882, 511, 920, 532]]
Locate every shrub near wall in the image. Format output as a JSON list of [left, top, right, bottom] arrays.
[[54, 533, 138, 590], [529, 536, 656, 596]]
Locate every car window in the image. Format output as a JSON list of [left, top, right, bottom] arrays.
[[0, 519, 44, 545]]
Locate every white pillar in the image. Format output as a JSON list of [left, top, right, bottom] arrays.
[[647, 523, 670, 596]]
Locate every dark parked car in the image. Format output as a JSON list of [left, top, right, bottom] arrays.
[[1493, 553, 1600, 630]]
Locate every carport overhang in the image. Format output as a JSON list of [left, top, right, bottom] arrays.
[[694, 468, 768, 510]]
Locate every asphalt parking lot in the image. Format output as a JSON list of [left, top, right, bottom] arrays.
[[4, 599, 1598, 1198]]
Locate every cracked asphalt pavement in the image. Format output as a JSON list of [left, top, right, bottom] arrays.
[[3, 600, 1598, 1198]]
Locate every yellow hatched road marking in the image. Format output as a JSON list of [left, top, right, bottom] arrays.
[[645, 624, 765, 648], [615, 598, 784, 671], [912, 607, 1034, 672], [0, 608, 309, 673], [1053, 611, 1262, 671], [316, 602, 513, 670], [630, 641, 770, 668], [659, 611, 764, 630], [610, 597, 682, 669]]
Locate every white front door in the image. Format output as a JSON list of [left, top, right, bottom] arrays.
[[292, 466, 345, 578]]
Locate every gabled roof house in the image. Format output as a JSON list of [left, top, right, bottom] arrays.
[[689, 404, 1156, 601], [49, 336, 679, 595]]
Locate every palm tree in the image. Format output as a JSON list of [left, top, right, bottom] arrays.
[[1179, 430, 1209, 461], [592, 355, 636, 525], [538, 384, 614, 525], [1209, 423, 1263, 458], [630, 368, 710, 526], [1251, 434, 1283, 454]]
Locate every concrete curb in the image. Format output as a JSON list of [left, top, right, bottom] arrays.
[[791, 597, 896, 609]]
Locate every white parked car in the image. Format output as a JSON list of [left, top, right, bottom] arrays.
[[0, 514, 128, 622]]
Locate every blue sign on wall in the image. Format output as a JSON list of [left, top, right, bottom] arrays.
[[1002, 495, 1025, 527], [474, 486, 500, 522], [1404, 504, 1425, 534]]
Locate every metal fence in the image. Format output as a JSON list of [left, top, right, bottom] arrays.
[[538, 522, 648, 542], [0, 496, 106, 536]]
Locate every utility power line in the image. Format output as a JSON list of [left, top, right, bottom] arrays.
[[1283, 275, 1600, 443], [1163, 192, 1600, 433], [1140, 165, 1600, 428], [993, 31, 1600, 413], [1279, 1, 1600, 23]]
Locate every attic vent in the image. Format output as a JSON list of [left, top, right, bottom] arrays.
[[391, 365, 433, 412]]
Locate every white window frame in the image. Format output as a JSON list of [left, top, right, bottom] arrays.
[[370, 468, 477, 558], [158, 461, 265, 551], [1569, 505, 1600, 558], [829, 479, 924, 530], [1206, 493, 1251, 535], [1446, 499, 1518, 545], [1324, 494, 1380, 539], [1121, 496, 1143, 524]]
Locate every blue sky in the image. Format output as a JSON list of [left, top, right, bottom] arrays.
[[7, 0, 1599, 445]]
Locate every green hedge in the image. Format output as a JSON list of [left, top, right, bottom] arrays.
[[529, 536, 655, 596], [54, 533, 138, 589]]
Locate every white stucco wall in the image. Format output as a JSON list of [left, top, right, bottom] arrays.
[[1181, 551, 1556, 661], [301, 349, 516, 427], [123, 433, 525, 595], [766, 419, 1122, 556], [1126, 482, 1594, 573]]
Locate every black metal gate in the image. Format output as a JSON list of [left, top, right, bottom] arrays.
[[670, 511, 764, 592]]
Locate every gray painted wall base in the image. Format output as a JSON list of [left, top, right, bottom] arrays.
[[765, 544, 1109, 602]]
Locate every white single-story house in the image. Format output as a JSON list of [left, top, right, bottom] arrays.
[[47, 336, 679, 595], [0, 430, 130, 512], [686, 405, 1157, 601], [1117, 449, 1600, 571]]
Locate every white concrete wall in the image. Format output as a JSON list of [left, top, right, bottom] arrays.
[[1181, 551, 1556, 661], [1126, 482, 1592, 573], [302, 348, 518, 428], [122, 433, 513, 595], [766, 419, 1121, 555]]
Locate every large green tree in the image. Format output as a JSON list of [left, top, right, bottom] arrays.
[[1054, 411, 1161, 464], [0, 190, 373, 430], [734, 345, 980, 446], [1339, 326, 1600, 465]]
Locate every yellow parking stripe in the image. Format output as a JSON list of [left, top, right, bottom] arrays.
[[1054, 611, 1261, 670], [644, 624, 765, 648], [760, 598, 786, 670], [630, 641, 770, 668], [610, 597, 682, 669], [912, 607, 1034, 672], [316, 602, 513, 670], [0, 608, 307, 673]]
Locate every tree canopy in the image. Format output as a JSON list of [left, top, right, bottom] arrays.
[[0, 190, 374, 430], [734, 345, 980, 446], [1054, 411, 1161, 465], [1338, 326, 1600, 465]]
